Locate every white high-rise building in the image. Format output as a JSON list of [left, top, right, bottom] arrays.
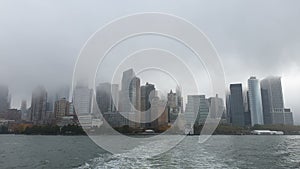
[[119, 69, 140, 112], [21, 100, 28, 121], [73, 85, 93, 115], [248, 77, 264, 126], [261, 76, 293, 125]]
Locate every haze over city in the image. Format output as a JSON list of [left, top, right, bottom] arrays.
[[0, 0, 300, 123]]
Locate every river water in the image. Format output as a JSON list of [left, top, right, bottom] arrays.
[[1, 135, 300, 169]]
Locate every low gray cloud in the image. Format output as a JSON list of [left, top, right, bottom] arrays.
[[0, 0, 299, 122]]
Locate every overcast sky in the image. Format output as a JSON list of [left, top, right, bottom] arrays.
[[0, 1, 300, 123]]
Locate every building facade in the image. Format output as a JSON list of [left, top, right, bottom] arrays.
[[30, 86, 48, 124], [229, 84, 245, 126], [261, 76, 293, 125], [0, 85, 9, 114], [248, 77, 264, 126], [54, 98, 70, 119]]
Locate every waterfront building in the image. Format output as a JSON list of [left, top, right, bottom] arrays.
[[248, 77, 264, 126], [20, 100, 28, 121], [167, 90, 179, 123], [54, 98, 70, 119], [185, 95, 209, 125], [30, 86, 47, 124], [118, 69, 141, 116], [140, 82, 155, 128], [0, 85, 9, 114], [96, 83, 114, 113], [73, 85, 93, 115], [207, 94, 225, 120], [229, 84, 245, 126], [261, 76, 293, 125]]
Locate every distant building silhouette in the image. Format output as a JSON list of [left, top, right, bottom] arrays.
[[0, 85, 9, 114], [140, 82, 155, 128], [30, 86, 47, 124], [229, 84, 245, 126], [96, 83, 118, 113], [261, 76, 293, 125], [20, 100, 28, 121]]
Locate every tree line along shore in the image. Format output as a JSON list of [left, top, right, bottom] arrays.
[[1, 123, 300, 135]]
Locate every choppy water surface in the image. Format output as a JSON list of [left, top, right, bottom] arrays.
[[1, 135, 300, 169]]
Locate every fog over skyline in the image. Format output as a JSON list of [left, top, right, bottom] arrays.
[[0, 1, 300, 123]]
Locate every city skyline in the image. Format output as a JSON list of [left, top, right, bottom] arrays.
[[1, 1, 300, 124], [0, 67, 294, 128]]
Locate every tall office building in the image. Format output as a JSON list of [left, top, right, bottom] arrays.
[[20, 100, 28, 121], [207, 94, 225, 120], [31, 86, 48, 124], [176, 86, 183, 113], [243, 91, 252, 126], [119, 69, 141, 112], [96, 83, 119, 113], [248, 77, 264, 126], [150, 95, 168, 129], [140, 83, 155, 111], [54, 98, 70, 119], [0, 85, 9, 114], [261, 76, 293, 125], [229, 84, 245, 126], [140, 82, 155, 127], [167, 90, 178, 123], [185, 95, 209, 125], [111, 84, 119, 112], [96, 83, 112, 113], [129, 77, 141, 111], [73, 85, 93, 115]]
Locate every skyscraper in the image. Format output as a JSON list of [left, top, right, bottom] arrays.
[[207, 94, 225, 120], [229, 84, 245, 126], [248, 77, 264, 126], [0, 85, 9, 114], [31, 86, 47, 124], [73, 85, 93, 115], [140, 83, 155, 111], [185, 95, 209, 125], [140, 82, 155, 127], [119, 69, 140, 112], [129, 77, 141, 111], [198, 95, 209, 125], [111, 84, 119, 112], [21, 100, 28, 121], [96, 83, 119, 113], [176, 86, 183, 113], [96, 83, 113, 113], [54, 98, 70, 119], [261, 76, 293, 125], [167, 90, 178, 123]]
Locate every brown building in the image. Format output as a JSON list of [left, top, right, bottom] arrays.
[[54, 98, 70, 119]]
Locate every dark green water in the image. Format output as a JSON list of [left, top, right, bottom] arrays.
[[1, 135, 300, 169]]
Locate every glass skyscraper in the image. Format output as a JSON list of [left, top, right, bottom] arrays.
[[229, 84, 245, 126], [248, 77, 264, 126], [260, 76, 293, 125]]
